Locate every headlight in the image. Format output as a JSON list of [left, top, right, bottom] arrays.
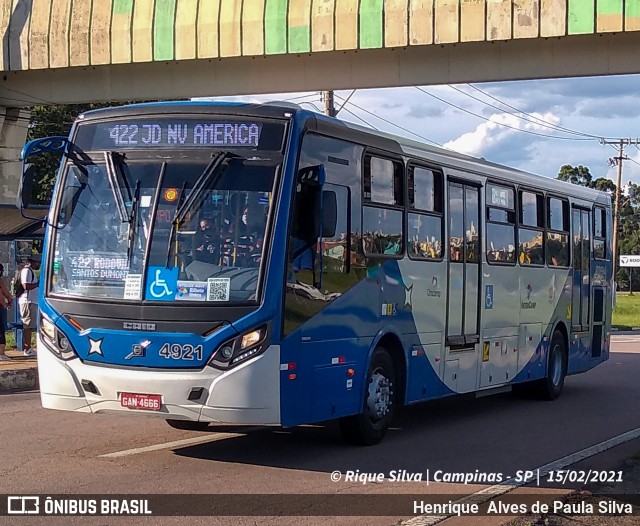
[[40, 316, 56, 341], [241, 329, 263, 350], [208, 325, 268, 370], [39, 314, 78, 361]]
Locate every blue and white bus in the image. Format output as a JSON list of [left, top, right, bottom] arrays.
[[19, 102, 612, 444]]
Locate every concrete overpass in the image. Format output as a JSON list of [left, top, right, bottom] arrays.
[[2, 0, 640, 203]]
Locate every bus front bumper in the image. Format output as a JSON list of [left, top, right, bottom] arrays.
[[36, 335, 281, 425]]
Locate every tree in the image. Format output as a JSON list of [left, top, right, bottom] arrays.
[[591, 177, 616, 193], [556, 164, 593, 187], [555, 164, 640, 291], [26, 103, 119, 204]]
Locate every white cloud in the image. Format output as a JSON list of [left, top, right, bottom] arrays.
[[443, 112, 561, 158]]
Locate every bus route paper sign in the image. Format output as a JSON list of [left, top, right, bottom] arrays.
[[620, 255, 640, 267]]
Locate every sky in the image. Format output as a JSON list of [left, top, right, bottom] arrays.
[[197, 74, 640, 188]]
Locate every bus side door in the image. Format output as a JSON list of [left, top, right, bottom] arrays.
[[445, 179, 481, 392]]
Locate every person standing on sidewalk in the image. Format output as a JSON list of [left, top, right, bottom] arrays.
[[18, 254, 40, 357], [0, 263, 13, 361]]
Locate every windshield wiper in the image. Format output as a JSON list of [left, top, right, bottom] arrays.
[[104, 151, 132, 223], [127, 180, 141, 265], [174, 151, 234, 226], [164, 151, 235, 268]]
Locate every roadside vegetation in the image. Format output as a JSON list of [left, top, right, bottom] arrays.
[[613, 293, 640, 329], [4, 331, 36, 350]]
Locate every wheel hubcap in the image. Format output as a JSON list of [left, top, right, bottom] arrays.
[[367, 369, 392, 421], [551, 344, 563, 386]]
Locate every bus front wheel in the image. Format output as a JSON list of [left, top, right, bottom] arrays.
[[339, 347, 396, 446], [166, 419, 211, 431]]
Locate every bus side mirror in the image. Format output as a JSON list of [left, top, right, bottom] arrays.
[[322, 190, 337, 238], [17, 163, 37, 210], [18, 136, 68, 212]]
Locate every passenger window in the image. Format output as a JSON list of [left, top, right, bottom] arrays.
[[362, 206, 403, 256], [407, 165, 443, 260], [409, 166, 442, 212], [594, 206, 607, 260], [449, 184, 464, 262], [546, 197, 570, 267], [518, 190, 544, 266], [486, 183, 515, 264], [363, 155, 403, 206], [408, 213, 443, 259]]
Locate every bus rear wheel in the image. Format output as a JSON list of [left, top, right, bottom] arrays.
[[530, 330, 567, 400], [166, 419, 211, 431], [339, 347, 396, 446]]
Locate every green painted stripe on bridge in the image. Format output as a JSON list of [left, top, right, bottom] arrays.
[[113, 0, 133, 16], [154, 0, 177, 61], [598, 0, 623, 15], [359, 0, 384, 49], [265, 0, 288, 54], [627, 0, 640, 17], [289, 26, 310, 53], [568, 0, 594, 34]]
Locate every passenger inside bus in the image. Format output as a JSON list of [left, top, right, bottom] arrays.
[[192, 217, 220, 264]]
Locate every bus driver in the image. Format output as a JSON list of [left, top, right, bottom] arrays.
[[192, 218, 219, 264]]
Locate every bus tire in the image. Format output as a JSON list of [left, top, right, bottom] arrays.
[[533, 330, 567, 400], [339, 347, 396, 446], [166, 419, 211, 431]]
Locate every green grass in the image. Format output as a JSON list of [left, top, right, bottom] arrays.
[[613, 293, 640, 328], [4, 331, 36, 350]]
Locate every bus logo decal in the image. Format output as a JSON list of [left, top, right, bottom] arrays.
[[88, 337, 104, 356], [404, 284, 413, 307], [123, 322, 157, 331], [126, 340, 151, 360], [521, 284, 537, 309]]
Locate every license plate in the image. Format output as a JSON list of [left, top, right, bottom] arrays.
[[120, 392, 162, 411]]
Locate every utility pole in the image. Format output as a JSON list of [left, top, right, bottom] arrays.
[[322, 90, 336, 117], [601, 138, 640, 283]]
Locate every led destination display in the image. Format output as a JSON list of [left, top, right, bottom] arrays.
[[74, 117, 286, 151]]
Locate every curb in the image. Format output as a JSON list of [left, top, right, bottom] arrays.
[[611, 328, 640, 335], [0, 367, 39, 393]]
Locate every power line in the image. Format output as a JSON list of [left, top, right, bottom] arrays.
[[335, 94, 442, 147], [415, 86, 594, 142], [449, 84, 601, 140], [465, 83, 605, 140], [334, 103, 380, 131], [335, 90, 356, 116], [282, 93, 320, 103]]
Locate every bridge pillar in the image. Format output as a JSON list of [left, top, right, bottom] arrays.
[[0, 107, 30, 205]]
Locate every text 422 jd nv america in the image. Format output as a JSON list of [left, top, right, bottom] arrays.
[[18, 101, 612, 445]]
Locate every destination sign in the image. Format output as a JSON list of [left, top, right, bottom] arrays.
[[74, 117, 286, 151], [59, 252, 130, 287]]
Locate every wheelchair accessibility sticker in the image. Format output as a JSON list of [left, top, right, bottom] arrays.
[[145, 266, 178, 301], [485, 285, 494, 310]]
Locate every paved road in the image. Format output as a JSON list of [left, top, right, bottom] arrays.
[[1, 336, 639, 526]]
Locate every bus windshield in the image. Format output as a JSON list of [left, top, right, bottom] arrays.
[[49, 155, 278, 303]]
